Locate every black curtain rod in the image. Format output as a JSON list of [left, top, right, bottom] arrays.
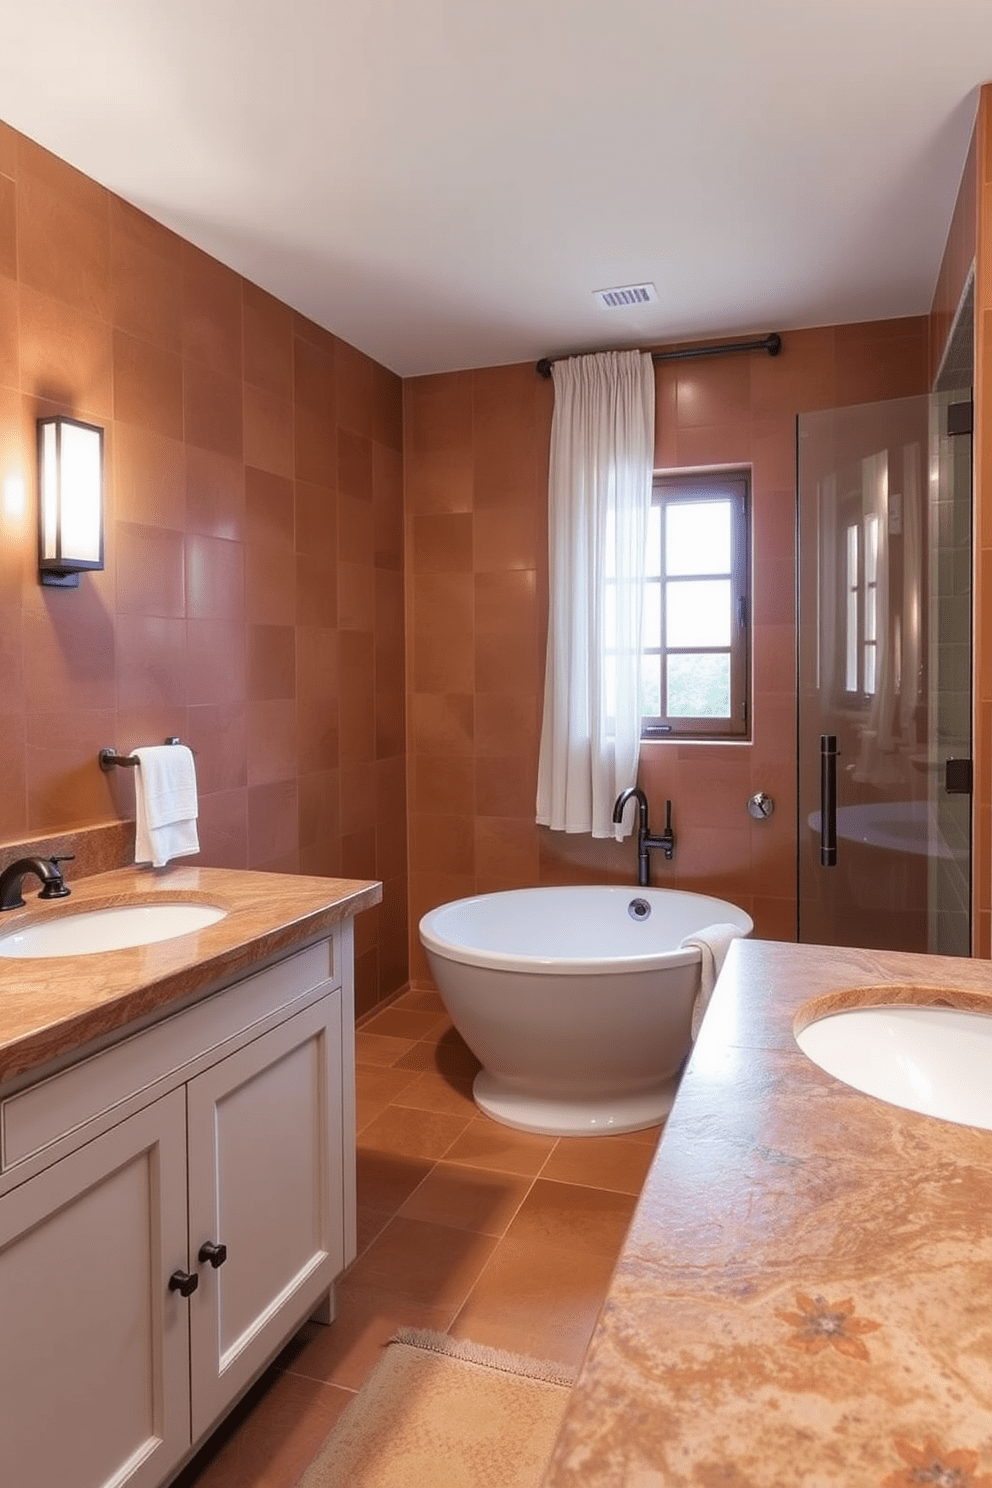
[[535, 332, 781, 379]]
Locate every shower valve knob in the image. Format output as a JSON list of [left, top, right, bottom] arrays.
[[747, 792, 774, 820]]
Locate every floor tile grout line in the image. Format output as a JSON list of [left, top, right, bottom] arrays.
[[446, 1216, 628, 1350], [355, 1081, 646, 1255], [526, 1163, 651, 1198], [357, 1099, 638, 1238], [435, 1113, 527, 1164], [274, 1365, 360, 1398], [388, 1151, 445, 1221], [494, 1167, 640, 1203], [395, 1165, 541, 1242], [332, 1277, 462, 1337], [363, 1133, 638, 1241], [360, 1081, 657, 1196], [370, 1143, 537, 1235], [340, 1228, 505, 1323]]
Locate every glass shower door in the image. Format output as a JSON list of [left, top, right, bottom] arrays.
[[797, 392, 972, 953]]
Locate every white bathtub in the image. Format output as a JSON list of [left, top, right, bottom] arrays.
[[419, 885, 753, 1136]]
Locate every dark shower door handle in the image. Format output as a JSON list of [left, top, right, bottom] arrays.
[[945, 758, 972, 795], [820, 735, 838, 868]]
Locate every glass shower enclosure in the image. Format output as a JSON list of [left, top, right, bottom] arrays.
[[797, 390, 973, 954]]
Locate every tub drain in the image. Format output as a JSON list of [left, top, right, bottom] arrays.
[[628, 897, 651, 920]]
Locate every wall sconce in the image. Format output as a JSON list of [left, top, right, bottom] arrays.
[[37, 415, 104, 588]]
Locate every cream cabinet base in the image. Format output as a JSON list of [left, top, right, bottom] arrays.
[[0, 929, 356, 1488]]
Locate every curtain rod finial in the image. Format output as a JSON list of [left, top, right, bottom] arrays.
[[535, 357, 554, 379]]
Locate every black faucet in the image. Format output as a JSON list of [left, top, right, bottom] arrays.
[[0, 856, 74, 911], [612, 789, 674, 887]]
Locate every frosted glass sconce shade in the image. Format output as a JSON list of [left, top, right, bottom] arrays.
[[38, 416, 104, 588]]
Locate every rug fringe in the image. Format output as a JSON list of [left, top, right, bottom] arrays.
[[390, 1328, 577, 1388]]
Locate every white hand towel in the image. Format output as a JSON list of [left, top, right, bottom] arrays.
[[679, 922, 747, 1040], [132, 745, 200, 868]]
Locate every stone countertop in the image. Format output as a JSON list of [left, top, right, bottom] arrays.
[[542, 938, 992, 1488], [0, 865, 381, 1086]]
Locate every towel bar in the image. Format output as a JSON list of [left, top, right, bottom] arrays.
[[99, 738, 186, 771]]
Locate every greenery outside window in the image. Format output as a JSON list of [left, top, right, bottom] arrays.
[[641, 470, 750, 739]]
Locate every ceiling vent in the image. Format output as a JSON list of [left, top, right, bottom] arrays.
[[593, 282, 659, 309]]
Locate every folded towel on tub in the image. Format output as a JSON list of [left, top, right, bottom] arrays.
[[679, 922, 747, 1039]]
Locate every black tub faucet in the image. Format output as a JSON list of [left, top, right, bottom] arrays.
[[612, 789, 675, 887], [0, 856, 74, 911]]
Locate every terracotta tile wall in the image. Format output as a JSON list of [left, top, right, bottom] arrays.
[[404, 321, 929, 984], [0, 121, 407, 1016]]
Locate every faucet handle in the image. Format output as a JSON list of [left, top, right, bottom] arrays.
[[38, 855, 74, 899], [662, 800, 675, 860]]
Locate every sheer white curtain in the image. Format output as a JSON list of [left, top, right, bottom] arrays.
[[536, 350, 655, 839]]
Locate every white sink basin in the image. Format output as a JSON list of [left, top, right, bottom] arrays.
[[0, 903, 227, 958], [797, 1004, 992, 1131]]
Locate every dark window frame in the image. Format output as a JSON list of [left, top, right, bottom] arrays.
[[641, 469, 751, 741]]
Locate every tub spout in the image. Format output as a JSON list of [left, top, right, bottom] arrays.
[[613, 789, 675, 887], [613, 786, 648, 831]]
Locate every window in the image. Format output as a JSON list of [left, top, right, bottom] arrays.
[[641, 470, 750, 739], [844, 514, 878, 697]]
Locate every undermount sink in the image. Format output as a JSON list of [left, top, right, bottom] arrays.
[[796, 1003, 992, 1131], [0, 902, 227, 958]]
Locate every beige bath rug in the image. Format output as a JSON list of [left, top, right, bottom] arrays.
[[296, 1328, 576, 1488]]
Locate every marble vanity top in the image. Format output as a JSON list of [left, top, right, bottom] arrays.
[[542, 938, 992, 1487], [0, 865, 380, 1085]]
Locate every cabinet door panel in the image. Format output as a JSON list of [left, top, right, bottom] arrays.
[[0, 1090, 189, 1488], [187, 995, 344, 1440]]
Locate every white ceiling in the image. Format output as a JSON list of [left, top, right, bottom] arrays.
[[1, 1, 990, 377]]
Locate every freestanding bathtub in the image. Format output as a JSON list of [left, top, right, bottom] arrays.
[[419, 885, 753, 1136]]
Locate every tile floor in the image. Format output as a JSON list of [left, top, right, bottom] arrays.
[[175, 987, 661, 1488]]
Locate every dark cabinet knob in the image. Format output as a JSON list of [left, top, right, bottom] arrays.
[[168, 1268, 199, 1298], [198, 1240, 228, 1269]]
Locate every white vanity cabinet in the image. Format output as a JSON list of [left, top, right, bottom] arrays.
[[0, 928, 357, 1488]]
